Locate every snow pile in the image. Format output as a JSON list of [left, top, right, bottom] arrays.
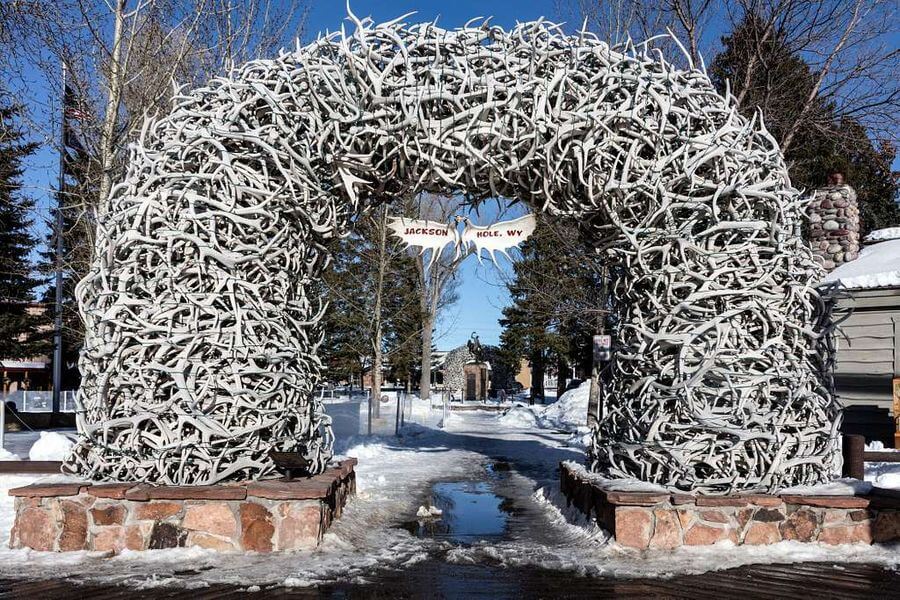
[[864, 227, 900, 243], [563, 460, 670, 493], [416, 505, 443, 518], [498, 381, 590, 433], [871, 471, 900, 490], [0, 447, 19, 461], [497, 404, 540, 428], [780, 478, 873, 496], [863, 441, 900, 490], [538, 381, 590, 431], [445, 537, 900, 579], [28, 431, 74, 461], [822, 238, 900, 289]]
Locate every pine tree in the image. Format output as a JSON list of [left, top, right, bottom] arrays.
[[500, 214, 604, 403], [0, 95, 43, 359], [319, 232, 373, 390], [320, 202, 423, 398], [710, 14, 899, 234], [382, 263, 423, 392]]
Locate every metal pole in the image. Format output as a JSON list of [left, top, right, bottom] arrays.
[[51, 62, 67, 417], [366, 388, 372, 436], [0, 397, 6, 456], [400, 391, 406, 428], [394, 391, 401, 436], [841, 434, 865, 480]]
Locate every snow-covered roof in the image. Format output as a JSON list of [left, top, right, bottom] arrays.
[[821, 238, 900, 290], [864, 227, 900, 243], [0, 360, 47, 370]]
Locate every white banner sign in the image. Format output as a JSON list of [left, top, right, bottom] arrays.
[[387, 214, 537, 267]]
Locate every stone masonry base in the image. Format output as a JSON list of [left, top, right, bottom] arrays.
[[8, 458, 356, 553], [561, 462, 900, 550]]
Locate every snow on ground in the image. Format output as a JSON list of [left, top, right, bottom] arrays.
[[0, 406, 898, 589], [499, 381, 593, 449], [864, 227, 900, 243], [0, 410, 484, 588], [0, 448, 19, 461], [499, 380, 590, 432], [865, 441, 900, 490], [822, 238, 900, 289], [412, 411, 900, 579], [28, 431, 74, 461]]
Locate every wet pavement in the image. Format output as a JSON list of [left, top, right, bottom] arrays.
[[3, 546, 899, 598], [402, 460, 516, 544]]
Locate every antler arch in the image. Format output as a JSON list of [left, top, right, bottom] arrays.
[[65, 14, 839, 493]]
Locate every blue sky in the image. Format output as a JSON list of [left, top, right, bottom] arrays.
[[309, 2, 563, 34], [430, 201, 530, 350]]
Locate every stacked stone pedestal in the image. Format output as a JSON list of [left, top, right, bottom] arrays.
[[8, 459, 356, 553], [561, 462, 900, 549], [807, 183, 860, 269]]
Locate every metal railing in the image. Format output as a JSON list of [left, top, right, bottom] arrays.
[[2, 390, 78, 413], [841, 434, 900, 479]]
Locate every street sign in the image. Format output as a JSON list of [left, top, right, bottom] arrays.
[[387, 214, 536, 267], [593, 334, 612, 362]]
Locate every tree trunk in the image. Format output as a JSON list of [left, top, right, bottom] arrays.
[[372, 354, 382, 418], [97, 0, 127, 214], [370, 207, 388, 418], [587, 364, 601, 429], [531, 351, 545, 405], [419, 312, 433, 401], [556, 353, 567, 400]]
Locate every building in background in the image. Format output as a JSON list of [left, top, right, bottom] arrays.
[[824, 227, 900, 447], [1, 304, 51, 394]]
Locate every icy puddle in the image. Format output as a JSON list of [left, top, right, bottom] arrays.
[[403, 462, 515, 544]]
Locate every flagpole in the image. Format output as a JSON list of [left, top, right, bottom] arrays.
[[52, 61, 67, 417]]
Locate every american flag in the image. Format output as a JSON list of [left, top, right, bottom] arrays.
[[63, 84, 89, 121], [64, 106, 89, 120]]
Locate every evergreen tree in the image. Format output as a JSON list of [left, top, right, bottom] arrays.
[[382, 262, 423, 392], [320, 203, 422, 397], [710, 14, 899, 234], [319, 232, 373, 390], [0, 95, 43, 359], [500, 214, 604, 403]]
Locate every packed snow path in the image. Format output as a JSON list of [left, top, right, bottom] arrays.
[[0, 409, 898, 592]]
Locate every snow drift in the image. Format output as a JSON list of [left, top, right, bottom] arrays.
[[822, 238, 900, 289], [29, 431, 74, 461], [499, 381, 590, 433]]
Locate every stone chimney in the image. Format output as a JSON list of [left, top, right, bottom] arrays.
[[807, 171, 860, 270]]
